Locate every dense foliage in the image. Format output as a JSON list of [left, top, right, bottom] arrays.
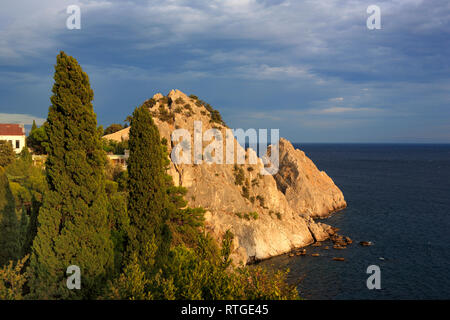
[[126, 104, 171, 270], [26, 122, 48, 155], [189, 95, 225, 126], [102, 138, 128, 155], [0, 167, 20, 266], [0, 255, 28, 300], [28, 52, 114, 299], [0, 141, 15, 167]]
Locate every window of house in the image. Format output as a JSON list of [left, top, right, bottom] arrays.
[[16, 140, 20, 149]]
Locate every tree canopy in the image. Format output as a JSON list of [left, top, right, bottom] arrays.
[[28, 52, 114, 299], [0, 141, 15, 168]]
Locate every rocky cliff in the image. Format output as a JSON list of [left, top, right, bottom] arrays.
[[104, 89, 347, 264]]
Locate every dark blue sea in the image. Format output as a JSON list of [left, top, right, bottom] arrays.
[[259, 143, 450, 300]]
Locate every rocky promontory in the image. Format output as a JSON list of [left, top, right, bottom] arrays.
[[103, 89, 347, 264]]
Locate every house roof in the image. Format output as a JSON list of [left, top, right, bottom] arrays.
[[0, 124, 25, 136]]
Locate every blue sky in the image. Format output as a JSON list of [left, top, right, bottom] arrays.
[[0, 0, 449, 143]]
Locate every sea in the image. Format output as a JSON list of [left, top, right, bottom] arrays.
[[258, 143, 450, 300]]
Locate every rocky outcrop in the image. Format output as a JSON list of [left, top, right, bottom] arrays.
[[104, 89, 346, 264], [103, 127, 130, 142], [274, 138, 347, 218]]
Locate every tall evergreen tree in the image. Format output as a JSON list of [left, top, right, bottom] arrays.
[[0, 167, 20, 266], [126, 105, 171, 270], [22, 196, 39, 257], [31, 120, 37, 132], [28, 52, 113, 299]]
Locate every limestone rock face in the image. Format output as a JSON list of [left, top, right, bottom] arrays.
[[274, 138, 347, 218], [104, 89, 346, 264]]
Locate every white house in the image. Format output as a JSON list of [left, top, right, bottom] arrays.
[[0, 123, 26, 154]]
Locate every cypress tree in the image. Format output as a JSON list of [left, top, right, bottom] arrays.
[[127, 105, 171, 270], [22, 196, 39, 256], [28, 52, 113, 299], [0, 167, 20, 266], [19, 204, 29, 251], [31, 120, 37, 132]]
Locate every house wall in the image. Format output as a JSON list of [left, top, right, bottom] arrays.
[[0, 135, 26, 153]]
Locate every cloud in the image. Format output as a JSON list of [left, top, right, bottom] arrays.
[[0, 113, 46, 125], [231, 64, 323, 82], [314, 107, 382, 114], [229, 106, 384, 124], [0, 0, 449, 142]]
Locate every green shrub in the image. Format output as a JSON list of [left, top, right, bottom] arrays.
[[233, 165, 245, 186], [0, 141, 15, 168], [209, 110, 224, 125], [175, 97, 185, 105], [158, 105, 175, 123], [142, 98, 157, 109], [102, 139, 128, 155], [159, 96, 170, 105], [234, 267, 298, 300], [242, 179, 251, 199], [249, 211, 258, 220], [115, 170, 128, 192], [0, 255, 29, 300], [26, 124, 48, 155], [9, 181, 31, 208], [242, 186, 250, 199], [256, 195, 265, 207], [105, 180, 119, 195]]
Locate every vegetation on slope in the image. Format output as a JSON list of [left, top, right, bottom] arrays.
[[0, 52, 298, 301]]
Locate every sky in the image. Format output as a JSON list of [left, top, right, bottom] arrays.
[[0, 0, 449, 143]]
